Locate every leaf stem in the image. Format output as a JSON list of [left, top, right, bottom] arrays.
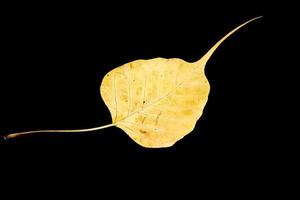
[[4, 123, 116, 140]]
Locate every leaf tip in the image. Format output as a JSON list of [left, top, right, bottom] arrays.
[[194, 16, 263, 66]]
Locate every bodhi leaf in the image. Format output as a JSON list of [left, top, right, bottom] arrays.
[[4, 17, 262, 148], [100, 16, 262, 147]]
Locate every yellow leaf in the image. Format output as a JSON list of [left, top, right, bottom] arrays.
[[4, 17, 262, 148], [100, 16, 262, 148]]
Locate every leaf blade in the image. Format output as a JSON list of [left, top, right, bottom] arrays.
[[101, 58, 210, 148]]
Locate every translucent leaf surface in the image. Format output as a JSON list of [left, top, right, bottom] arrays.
[[101, 58, 209, 147]]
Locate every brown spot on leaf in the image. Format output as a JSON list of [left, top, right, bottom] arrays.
[[141, 116, 146, 124], [139, 130, 147, 134]]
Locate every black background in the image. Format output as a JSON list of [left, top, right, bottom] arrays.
[[0, 1, 277, 194]]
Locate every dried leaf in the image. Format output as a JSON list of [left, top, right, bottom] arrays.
[[4, 17, 261, 148]]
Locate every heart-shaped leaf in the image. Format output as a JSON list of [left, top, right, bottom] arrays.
[[4, 17, 262, 148]]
